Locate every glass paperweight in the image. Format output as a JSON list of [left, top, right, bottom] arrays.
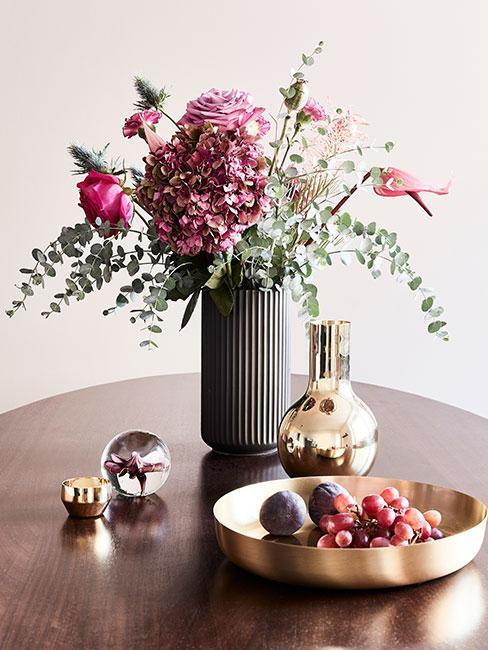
[[101, 429, 171, 497]]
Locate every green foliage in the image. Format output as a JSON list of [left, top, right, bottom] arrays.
[[7, 38, 449, 344], [181, 290, 200, 330], [209, 283, 234, 317]]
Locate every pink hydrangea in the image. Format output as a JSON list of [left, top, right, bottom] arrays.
[[178, 88, 269, 139], [301, 97, 326, 122], [136, 125, 269, 256], [123, 110, 161, 138]]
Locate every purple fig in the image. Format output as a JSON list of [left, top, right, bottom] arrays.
[[308, 481, 346, 526], [259, 490, 306, 536]]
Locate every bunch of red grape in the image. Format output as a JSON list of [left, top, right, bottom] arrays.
[[317, 486, 445, 549]]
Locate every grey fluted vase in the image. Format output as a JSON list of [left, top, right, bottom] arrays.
[[201, 288, 290, 455]]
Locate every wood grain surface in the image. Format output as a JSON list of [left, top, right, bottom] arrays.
[[0, 374, 487, 649]]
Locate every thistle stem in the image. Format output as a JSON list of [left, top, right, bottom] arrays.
[[161, 110, 184, 132]]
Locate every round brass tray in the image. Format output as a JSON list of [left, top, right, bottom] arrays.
[[213, 476, 487, 589]]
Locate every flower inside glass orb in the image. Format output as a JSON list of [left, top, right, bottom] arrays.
[[101, 430, 171, 497]]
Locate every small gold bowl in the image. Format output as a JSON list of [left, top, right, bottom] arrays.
[[61, 476, 112, 518]]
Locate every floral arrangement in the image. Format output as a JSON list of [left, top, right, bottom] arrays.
[[7, 42, 450, 344]]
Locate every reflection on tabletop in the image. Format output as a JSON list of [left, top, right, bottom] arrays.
[[60, 494, 168, 559], [209, 561, 484, 648]]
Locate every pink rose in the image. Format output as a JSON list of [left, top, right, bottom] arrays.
[[123, 110, 161, 138], [77, 170, 134, 235], [178, 88, 269, 137], [301, 98, 326, 122]]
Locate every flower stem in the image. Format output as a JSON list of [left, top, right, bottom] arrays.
[[305, 171, 371, 246], [269, 114, 291, 176], [134, 206, 150, 228], [279, 125, 301, 170], [161, 110, 184, 132], [406, 191, 433, 217]]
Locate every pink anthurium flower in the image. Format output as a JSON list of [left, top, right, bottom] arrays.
[[373, 167, 451, 216], [142, 121, 165, 154]]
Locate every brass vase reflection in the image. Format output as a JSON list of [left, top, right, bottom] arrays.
[[278, 320, 377, 477]]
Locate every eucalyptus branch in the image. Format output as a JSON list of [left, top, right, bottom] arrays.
[[279, 125, 301, 171], [272, 40, 324, 141], [6, 221, 151, 318], [269, 114, 291, 176]]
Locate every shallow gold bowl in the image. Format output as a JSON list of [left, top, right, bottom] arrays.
[[61, 476, 112, 518], [214, 476, 487, 589]]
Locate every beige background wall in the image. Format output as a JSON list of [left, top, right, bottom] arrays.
[[1, 1, 487, 417]]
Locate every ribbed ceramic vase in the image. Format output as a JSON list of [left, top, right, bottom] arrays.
[[201, 288, 290, 455], [278, 319, 378, 476]]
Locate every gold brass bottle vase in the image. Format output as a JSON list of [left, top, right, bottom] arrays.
[[278, 320, 378, 477]]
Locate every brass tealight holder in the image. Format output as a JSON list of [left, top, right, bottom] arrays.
[[61, 476, 112, 518]]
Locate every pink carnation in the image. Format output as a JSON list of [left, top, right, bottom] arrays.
[[178, 88, 269, 138], [301, 98, 326, 122], [136, 125, 269, 256], [123, 110, 161, 138]]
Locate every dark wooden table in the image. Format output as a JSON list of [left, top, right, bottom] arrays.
[[0, 374, 487, 649]]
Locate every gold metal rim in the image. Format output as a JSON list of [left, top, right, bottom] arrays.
[[61, 476, 112, 504], [62, 476, 111, 489], [310, 319, 351, 326]]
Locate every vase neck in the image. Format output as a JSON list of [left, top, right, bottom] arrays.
[[308, 320, 351, 388]]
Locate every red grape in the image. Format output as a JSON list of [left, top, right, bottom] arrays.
[[362, 494, 387, 516], [334, 492, 355, 513], [420, 520, 432, 540], [404, 507, 425, 530], [380, 487, 399, 505], [423, 509, 442, 528], [308, 481, 444, 551], [318, 514, 331, 532], [430, 527, 445, 540], [351, 529, 370, 548], [335, 530, 353, 547], [390, 496, 409, 511], [317, 533, 338, 548], [368, 524, 390, 540], [326, 513, 355, 534], [377, 507, 396, 529], [391, 534, 409, 546], [394, 521, 414, 541]]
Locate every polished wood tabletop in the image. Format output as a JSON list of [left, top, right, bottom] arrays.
[[0, 374, 487, 649]]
